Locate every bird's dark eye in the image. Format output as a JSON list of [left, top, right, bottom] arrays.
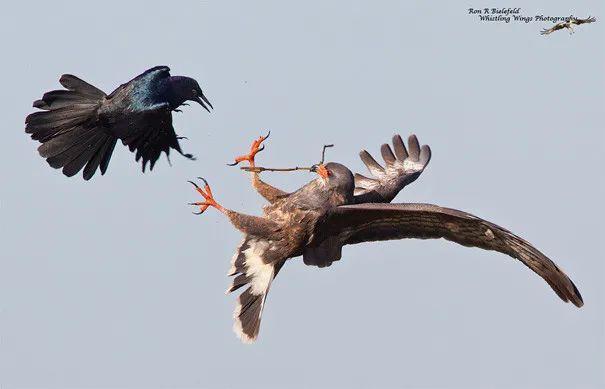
[[192, 89, 198, 95]]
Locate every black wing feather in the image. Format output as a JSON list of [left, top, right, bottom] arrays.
[[122, 110, 193, 172]]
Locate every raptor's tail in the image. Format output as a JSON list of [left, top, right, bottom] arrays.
[[25, 74, 117, 180], [227, 237, 285, 343]]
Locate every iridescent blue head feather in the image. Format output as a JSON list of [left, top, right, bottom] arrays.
[[169, 76, 213, 112]]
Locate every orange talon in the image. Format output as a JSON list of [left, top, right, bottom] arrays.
[[188, 177, 225, 214], [227, 131, 270, 167]]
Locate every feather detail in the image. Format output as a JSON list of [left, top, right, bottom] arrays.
[[227, 237, 284, 343]]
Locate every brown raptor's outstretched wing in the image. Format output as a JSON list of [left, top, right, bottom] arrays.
[[541, 22, 567, 35], [307, 203, 583, 307], [354, 134, 431, 204], [574, 16, 596, 25]]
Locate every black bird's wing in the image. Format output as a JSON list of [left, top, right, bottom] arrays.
[[121, 106, 193, 172], [305, 203, 583, 307], [353, 134, 431, 204], [102, 66, 192, 171]]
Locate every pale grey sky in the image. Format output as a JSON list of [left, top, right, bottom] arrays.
[[0, 1, 603, 388]]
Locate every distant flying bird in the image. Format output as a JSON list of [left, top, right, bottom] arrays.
[[541, 16, 596, 35], [25, 66, 212, 180], [189, 133, 583, 343]]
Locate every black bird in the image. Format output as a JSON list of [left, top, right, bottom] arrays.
[[25, 66, 212, 180], [189, 133, 583, 343]]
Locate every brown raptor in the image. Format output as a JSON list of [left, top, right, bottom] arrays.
[[189, 133, 583, 343]]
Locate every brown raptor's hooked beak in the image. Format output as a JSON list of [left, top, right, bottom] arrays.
[[310, 164, 330, 180], [310, 144, 333, 180]]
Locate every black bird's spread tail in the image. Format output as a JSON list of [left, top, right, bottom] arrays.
[[26, 74, 117, 180]]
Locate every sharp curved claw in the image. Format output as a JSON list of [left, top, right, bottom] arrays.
[[188, 180, 201, 189], [263, 130, 271, 140], [227, 161, 239, 166], [189, 202, 205, 215], [258, 144, 265, 153], [188, 178, 219, 215]]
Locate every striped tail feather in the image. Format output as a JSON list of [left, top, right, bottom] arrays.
[[26, 74, 117, 180], [227, 237, 284, 343]]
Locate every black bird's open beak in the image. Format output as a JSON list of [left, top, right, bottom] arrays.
[[195, 93, 213, 113]]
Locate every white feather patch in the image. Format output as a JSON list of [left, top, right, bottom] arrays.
[[484, 228, 495, 240], [240, 239, 274, 295], [229, 238, 277, 343], [354, 187, 371, 196], [232, 302, 256, 344], [402, 159, 424, 172], [228, 237, 247, 275]]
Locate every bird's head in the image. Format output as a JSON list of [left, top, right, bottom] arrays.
[[170, 76, 213, 112], [307, 144, 353, 193], [310, 162, 354, 193]]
